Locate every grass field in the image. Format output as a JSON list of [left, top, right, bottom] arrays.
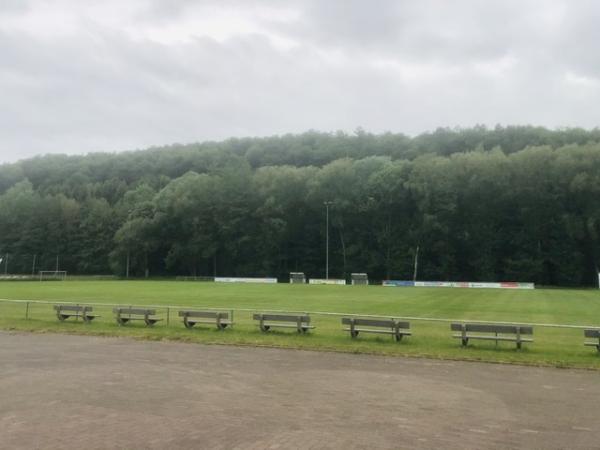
[[1, 280, 599, 368]]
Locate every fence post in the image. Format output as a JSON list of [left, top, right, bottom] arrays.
[[231, 309, 234, 328], [25, 301, 30, 320], [166, 307, 170, 326]]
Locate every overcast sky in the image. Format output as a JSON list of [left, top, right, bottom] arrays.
[[1, 0, 599, 163]]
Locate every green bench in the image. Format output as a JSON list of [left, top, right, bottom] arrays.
[[584, 329, 600, 352], [113, 308, 162, 326], [451, 322, 533, 349], [341, 317, 411, 341], [54, 305, 99, 323], [179, 310, 232, 330], [253, 313, 314, 333]]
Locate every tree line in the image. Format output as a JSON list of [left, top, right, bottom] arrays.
[[0, 126, 599, 286]]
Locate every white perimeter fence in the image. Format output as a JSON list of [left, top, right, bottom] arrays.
[[0, 298, 594, 330]]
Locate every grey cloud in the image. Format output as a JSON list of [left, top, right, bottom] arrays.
[[0, 0, 31, 13], [134, 0, 199, 24], [276, 1, 519, 62], [0, 0, 599, 163]]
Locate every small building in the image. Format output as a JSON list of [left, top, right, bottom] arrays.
[[351, 273, 368, 285], [290, 272, 306, 284]]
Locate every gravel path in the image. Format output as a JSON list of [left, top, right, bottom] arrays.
[[1, 331, 598, 449]]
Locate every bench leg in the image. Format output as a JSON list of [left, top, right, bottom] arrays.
[[349, 319, 357, 339], [394, 334, 403, 342], [460, 324, 468, 347], [516, 341, 522, 350], [184, 318, 194, 329], [259, 315, 268, 332]]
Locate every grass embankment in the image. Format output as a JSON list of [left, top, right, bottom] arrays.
[[0, 281, 599, 368]]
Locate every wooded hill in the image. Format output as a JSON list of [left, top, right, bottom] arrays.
[[1, 125, 599, 286]]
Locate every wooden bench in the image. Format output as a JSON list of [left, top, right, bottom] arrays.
[[584, 329, 600, 352], [341, 317, 411, 341], [54, 305, 99, 323], [253, 313, 314, 333], [113, 308, 162, 326], [179, 310, 232, 330], [451, 322, 533, 349]]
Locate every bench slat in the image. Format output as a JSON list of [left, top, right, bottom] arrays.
[[344, 328, 412, 335], [179, 310, 229, 319], [54, 305, 90, 312], [452, 334, 533, 342], [253, 314, 310, 323], [113, 308, 156, 315], [450, 323, 533, 334], [341, 318, 410, 328], [584, 329, 600, 338], [187, 318, 232, 324]]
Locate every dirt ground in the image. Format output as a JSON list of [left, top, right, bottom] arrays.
[[0, 331, 599, 449]]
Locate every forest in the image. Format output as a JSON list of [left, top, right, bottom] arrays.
[[0, 125, 599, 286]]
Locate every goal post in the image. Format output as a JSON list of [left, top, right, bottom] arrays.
[[39, 271, 67, 281], [290, 272, 306, 284], [351, 273, 369, 285]]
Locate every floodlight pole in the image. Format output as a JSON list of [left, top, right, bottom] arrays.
[[324, 201, 333, 279], [413, 245, 420, 282]]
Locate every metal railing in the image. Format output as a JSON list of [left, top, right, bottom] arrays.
[[0, 298, 596, 330]]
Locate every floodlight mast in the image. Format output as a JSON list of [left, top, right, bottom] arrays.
[[324, 201, 334, 279], [413, 245, 419, 282]]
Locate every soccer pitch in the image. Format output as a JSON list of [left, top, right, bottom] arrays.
[[1, 281, 599, 369]]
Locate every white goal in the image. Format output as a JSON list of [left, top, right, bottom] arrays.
[[39, 270, 67, 281]]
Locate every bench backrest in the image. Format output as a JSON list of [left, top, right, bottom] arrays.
[[584, 329, 600, 338], [113, 308, 156, 316], [342, 317, 410, 329], [54, 305, 90, 312], [451, 323, 533, 335], [253, 313, 310, 323], [178, 310, 229, 319]]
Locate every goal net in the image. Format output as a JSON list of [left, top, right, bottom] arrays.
[[39, 271, 67, 281], [290, 272, 306, 284], [351, 273, 369, 285]]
